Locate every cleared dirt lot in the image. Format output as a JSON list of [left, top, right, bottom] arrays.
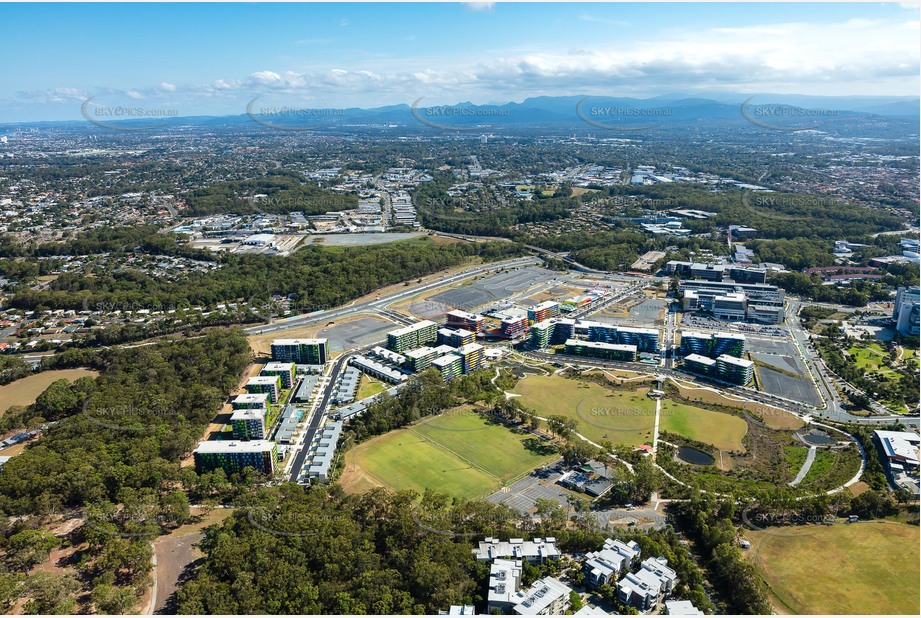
[[153, 508, 235, 614], [0, 368, 99, 414]]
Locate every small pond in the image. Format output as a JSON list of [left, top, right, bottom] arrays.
[[803, 431, 837, 445], [677, 446, 715, 466]]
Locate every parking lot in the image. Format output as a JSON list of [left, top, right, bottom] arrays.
[[427, 266, 558, 312], [316, 316, 395, 352], [749, 344, 824, 407], [486, 467, 570, 514]]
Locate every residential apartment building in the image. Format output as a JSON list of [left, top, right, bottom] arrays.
[[617, 557, 677, 612], [230, 408, 266, 440], [193, 440, 277, 476], [511, 577, 572, 616], [682, 354, 716, 376], [232, 393, 269, 411], [438, 327, 476, 348], [432, 353, 464, 381], [246, 375, 281, 404], [527, 301, 561, 324], [715, 354, 754, 385], [261, 362, 296, 388], [487, 559, 523, 614], [271, 338, 329, 365], [456, 343, 485, 374], [387, 320, 438, 352], [584, 539, 641, 588], [446, 309, 487, 334], [350, 355, 407, 384], [528, 320, 554, 349], [473, 537, 561, 564], [564, 339, 638, 362], [405, 346, 440, 372]]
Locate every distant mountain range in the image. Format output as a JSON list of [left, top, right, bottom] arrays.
[[5, 92, 919, 131]]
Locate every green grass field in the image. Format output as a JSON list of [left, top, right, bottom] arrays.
[[659, 400, 748, 452], [342, 406, 558, 499], [513, 374, 747, 451], [746, 522, 920, 615], [356, 376, 386, 401], [512, 374, 657, 446], [847, 343, 902, 382]]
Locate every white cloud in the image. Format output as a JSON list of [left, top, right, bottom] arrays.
[[464, 3, 495, 12]]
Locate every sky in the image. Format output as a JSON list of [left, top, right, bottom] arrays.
[[1, 1, 919, 122]]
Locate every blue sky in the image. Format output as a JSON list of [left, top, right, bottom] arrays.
[[1, 2, 918, 121]]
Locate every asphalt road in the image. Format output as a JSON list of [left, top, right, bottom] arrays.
[[287, 352, 352, 483], [244, 256, 539, 337]]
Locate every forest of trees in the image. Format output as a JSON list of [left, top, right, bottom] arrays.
[[8, 236, 525, 312], [184, 174, 357, 216]]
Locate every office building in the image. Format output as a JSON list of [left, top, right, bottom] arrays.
[[679, 280, 784, 303], [271, 338, 329, 365], [456, 343, 485, 374], [387, 320, 438, 352], [438, 327, 475, 348], [432, 354, 464, 381], [446, 309, 487, 334], [715, 354, 754, 385], [193, 440, 277, 476], [528, 301, 561, 324], [261, 362, 295, 388], [893, 286, 920, 336], [230, 408, 266, 440], [246, 375, 281, 404], [564, 339, 638, 362], [729, 266, 768, 284]]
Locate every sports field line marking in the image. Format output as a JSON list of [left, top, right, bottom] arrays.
[[407, 425, 502, 481]]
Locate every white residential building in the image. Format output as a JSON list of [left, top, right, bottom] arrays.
[[511, 577, 572, 616]]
